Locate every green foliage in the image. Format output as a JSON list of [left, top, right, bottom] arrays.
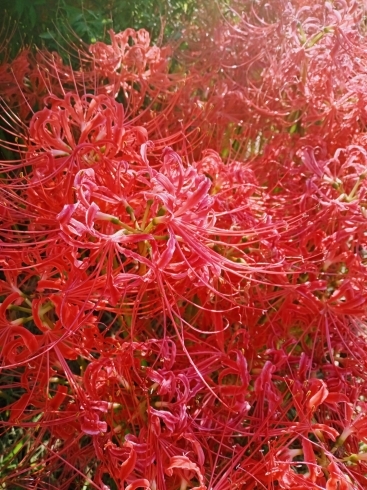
[[1, 0, 202, 59]]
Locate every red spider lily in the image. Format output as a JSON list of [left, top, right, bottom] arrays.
[[88, 28, 172, 95], [0, 27, 175, 124]]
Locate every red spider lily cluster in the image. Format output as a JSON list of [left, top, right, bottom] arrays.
[[1, 1, 367, 489]]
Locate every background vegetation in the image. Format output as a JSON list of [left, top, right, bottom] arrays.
[[1, 0, 224, 58]]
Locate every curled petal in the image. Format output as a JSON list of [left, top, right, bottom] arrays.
[[307, 379, 329, 412], [105, 440, 137, 481], [125, 479, 151, 490], [1, 326, 38, 364], [156, 230, 176, 269], [166, 455, 206, 489], [80, 410, 107, 435]]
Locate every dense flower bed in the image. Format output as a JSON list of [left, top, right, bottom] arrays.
[[1, 1, 367, 488]]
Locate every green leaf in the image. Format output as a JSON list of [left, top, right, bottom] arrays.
[[39, 30, 56, 39], [15, 0, 26, 18], [28, 6, 36, 28], [85, 9, 99, 19]]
